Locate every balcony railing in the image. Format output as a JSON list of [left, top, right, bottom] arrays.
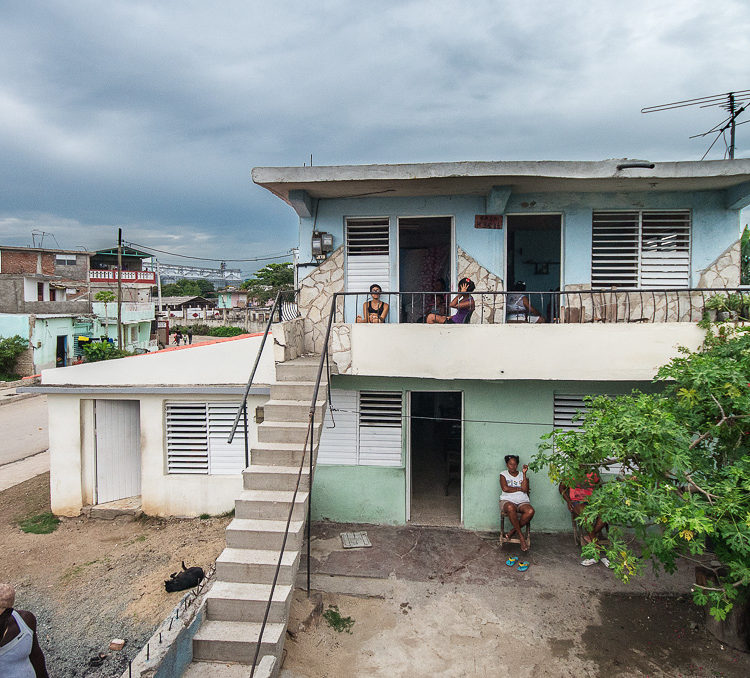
[[89, 270, 156, 283], [331, 288, 749, 324]]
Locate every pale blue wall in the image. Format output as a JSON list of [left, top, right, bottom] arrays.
[[298, 188, 741, 289]]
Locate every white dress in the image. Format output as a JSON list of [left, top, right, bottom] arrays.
[[500, 470, 530, 505]]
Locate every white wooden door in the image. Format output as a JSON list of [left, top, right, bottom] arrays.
[[95, 400, 141, 503]]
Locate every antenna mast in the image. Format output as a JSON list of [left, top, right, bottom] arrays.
[[642, 90, 750, 160]]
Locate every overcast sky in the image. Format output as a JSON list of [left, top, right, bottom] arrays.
[[0, 1, 748, 275]]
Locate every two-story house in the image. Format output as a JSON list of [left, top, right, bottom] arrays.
[[251, 158, 750, 532]]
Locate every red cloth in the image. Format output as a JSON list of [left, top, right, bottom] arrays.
[[569, 472, 599, 501]]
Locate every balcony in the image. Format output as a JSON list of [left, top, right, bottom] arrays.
[[287, 289, 746, 382], [89, 270, 156, 284], [92, 301, 155, 323]]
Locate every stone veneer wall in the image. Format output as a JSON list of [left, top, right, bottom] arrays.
[[329, 323, 351, 374], [457, 247, 504, 323], [272, 317, 305, 363], [698, 240, 741, 288], [298, 246, 345, 353]]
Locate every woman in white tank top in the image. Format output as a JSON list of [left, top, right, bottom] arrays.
[[0, 584, 48, 678]]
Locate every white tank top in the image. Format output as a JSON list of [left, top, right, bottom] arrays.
[[0, 610, 36, 678], [500, 470, 530, 505]]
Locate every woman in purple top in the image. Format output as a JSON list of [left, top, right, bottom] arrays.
[[426, 278, 475, 324]]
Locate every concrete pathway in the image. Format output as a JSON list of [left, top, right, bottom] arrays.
[[0, 390, 49, 489]]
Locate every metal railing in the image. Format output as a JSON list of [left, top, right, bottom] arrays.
[[332, 288, 750, 324], [245, 294, 335, 677]]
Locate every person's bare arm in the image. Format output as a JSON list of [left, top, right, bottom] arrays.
[[499, 475, 525, 494], [521, 465, 530, 493], [522, 297, 545, 322], [19, 611, 49, 678], [356, 301, 368, 323]]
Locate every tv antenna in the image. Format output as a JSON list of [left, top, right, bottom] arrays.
[[642, 90, 750, 160], [31, 230, 61, 249]]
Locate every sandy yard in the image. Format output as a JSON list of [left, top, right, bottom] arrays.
[[1, 473, 231, 677]]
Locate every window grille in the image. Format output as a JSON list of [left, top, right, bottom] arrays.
[[592, 210, 690, 289], [166, 401, 246, 474]]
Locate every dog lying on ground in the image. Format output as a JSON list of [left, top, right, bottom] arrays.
[[164, 562, 205, 592]]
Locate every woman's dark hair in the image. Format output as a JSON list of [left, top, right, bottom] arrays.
[[504, 454, 520, 464], [369, 283, 382, 293], [512, 281, 526, 292], [458, 277, 475, 293]]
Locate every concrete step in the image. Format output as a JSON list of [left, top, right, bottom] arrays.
[[234, 489, 308, 520], [205, 581, 293, 623], [275, 358, 326, 382], [263, 399, 326, 422], [192, 620, 285, 663], [257, 420, 321, 445], [184, 655, 276, 678], [243, 465, 311, 492], [215, 547, 300, 585], [251, 443, 310, 467], [269, 381, 324, 401], [225, 518, 304, 550]]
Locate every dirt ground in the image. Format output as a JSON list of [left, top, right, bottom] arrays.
[[1, 473, 231, 677], [279, 524, 750, 678]]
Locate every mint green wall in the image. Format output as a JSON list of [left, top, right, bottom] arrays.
[[315, 375, 657, 531], [312, 466, 406, 524]]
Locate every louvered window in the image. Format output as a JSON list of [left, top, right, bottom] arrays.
[[358, 391, 403, 466], [318, 389, 403, 467], [345, 218, 390, 293], [166, 401, 247, 474], [592, 211, 690, 289]]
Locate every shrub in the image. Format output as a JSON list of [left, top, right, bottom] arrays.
[[208, 326, 245, 337], [82, 341, 135, 362], [0, 335, 28, 381]]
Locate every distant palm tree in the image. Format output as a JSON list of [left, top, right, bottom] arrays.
[[94, 290, 116, 338]]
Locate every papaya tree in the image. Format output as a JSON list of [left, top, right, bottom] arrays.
[[530, 323, 750, 622]]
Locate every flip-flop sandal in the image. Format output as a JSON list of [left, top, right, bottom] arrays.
[[517, 561, 530, 572], [505, 556, 519, 567]]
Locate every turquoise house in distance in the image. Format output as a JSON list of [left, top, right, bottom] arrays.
[[253, 159, 750, 532]]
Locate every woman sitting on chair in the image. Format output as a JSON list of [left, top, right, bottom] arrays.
[[506, 281, 545, 323], [356, 284, 389, 323], [426, 278, 475, 324], [499, 455, 534, 552]]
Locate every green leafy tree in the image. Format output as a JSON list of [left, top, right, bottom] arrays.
[[0, 335, 28, 381], [531, 323, 750, 621], [741, 225, 750, 286], [240, 262, 293, 304], [94, 290, 116, 336], [195, 278, 216, 298], [162, 279, 202, 297], [82, 341, 134, 362]]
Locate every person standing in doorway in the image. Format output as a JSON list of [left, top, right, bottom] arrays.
[[0, 583, 49, 677]]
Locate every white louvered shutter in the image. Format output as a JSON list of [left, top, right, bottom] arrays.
[[318, 390, 358, 465], [345, 218, 390, 292], [640, 211, 690, 288], [166, 402, 209, 474], [207, 402, 247, 474], [358, 391, 403, 467], [591, 212, 639, 289]]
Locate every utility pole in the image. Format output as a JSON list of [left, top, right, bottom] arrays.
[[729, 93, 736, 159], [117, 228, 123, 350], [156, 258, 163, 312]]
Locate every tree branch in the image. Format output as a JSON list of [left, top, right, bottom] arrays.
[[683, 472, 719, 504]]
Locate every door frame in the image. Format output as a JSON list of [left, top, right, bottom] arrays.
[[405, 389, 464, 524], [395, 215, 456, 319], [503, 213, 565, 313]]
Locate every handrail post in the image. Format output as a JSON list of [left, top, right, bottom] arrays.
[[307, 409, 313, 597]]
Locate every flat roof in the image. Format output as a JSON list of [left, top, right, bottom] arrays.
[[252, 158, 750, 204]]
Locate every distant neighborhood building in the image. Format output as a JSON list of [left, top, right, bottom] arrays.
[[159, 295, 217, 320], [217, 287, 249, 309], [0, 244, 156, 372], [89, 246, 156, 303]]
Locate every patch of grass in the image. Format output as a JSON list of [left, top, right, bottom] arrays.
[[322, 605, 354, 634], [60, 559, 101, 583], [219, 508, 235, 518], [199, 513, 211, 520], [19, 512, 60, 534]]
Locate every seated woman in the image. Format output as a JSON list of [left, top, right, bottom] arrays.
[[426, 278, 475, 324], [506, 282, 545, 323], [356, 284, 389, 323], [499, 455, 534, 551], [559, 474, 609, 566]]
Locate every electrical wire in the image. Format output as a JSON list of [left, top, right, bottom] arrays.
[[327, 407, 553, 428], [125, 241, 293, 263]]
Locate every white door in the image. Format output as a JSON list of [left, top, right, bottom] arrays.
[[95, 400, 141, 503]]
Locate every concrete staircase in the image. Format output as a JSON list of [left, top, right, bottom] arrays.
[[186, 355, 326, 678]]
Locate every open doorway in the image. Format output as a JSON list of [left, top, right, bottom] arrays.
[[56, 335, 67, 367], [409, 391, 462, 526], [398, 217, 452, 322], [506, 215, 562, 322]]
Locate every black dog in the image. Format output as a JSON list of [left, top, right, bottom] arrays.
[[164, 561, 205, 593]]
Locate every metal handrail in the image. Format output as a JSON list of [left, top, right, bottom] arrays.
[[249, 294, 337, 677], [333, 287, 749, 324], [227, 290, 292, 445]]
